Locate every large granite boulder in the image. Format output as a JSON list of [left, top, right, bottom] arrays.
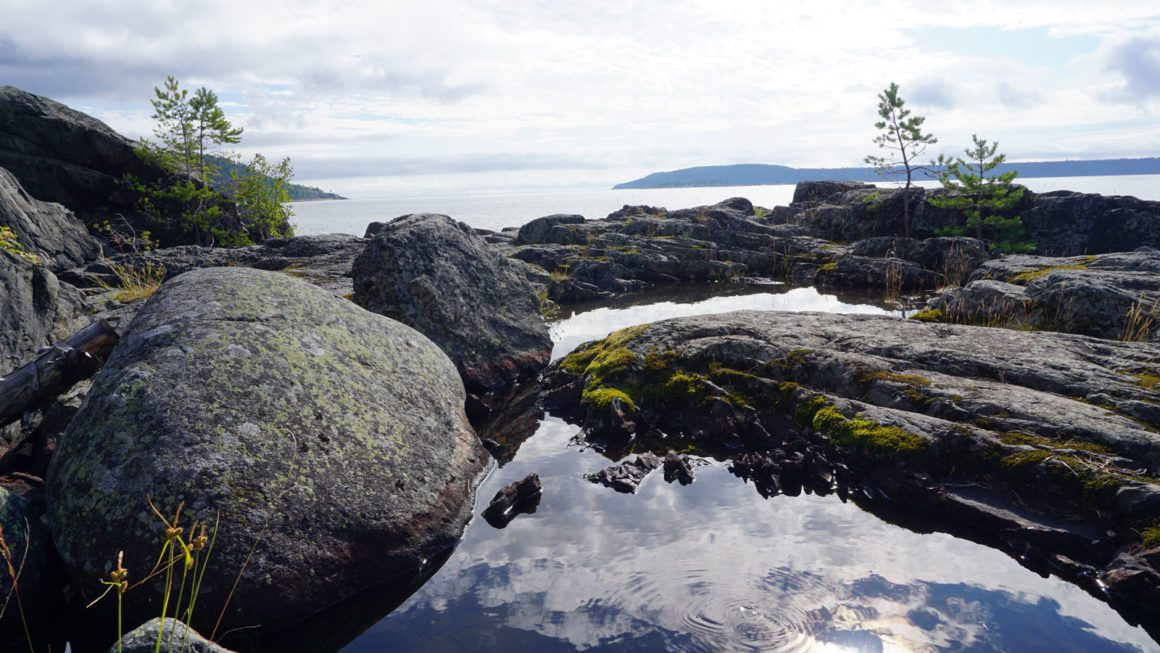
[[353, 213, 551, 394], [46, 267, 490, 639], [0, 86, 163, 214], [0, 167, 101, 271]]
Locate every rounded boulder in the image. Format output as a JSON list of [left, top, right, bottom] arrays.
[[46, 267, 490, 637]]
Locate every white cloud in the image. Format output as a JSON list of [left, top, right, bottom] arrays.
[[0, 0, 1156, 195]]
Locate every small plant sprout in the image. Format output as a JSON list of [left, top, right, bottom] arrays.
[[88, 550, 129, 652]]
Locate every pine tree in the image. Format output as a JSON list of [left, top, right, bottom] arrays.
[[930, 135, 1032, 253], [865, 83, 938, 238]]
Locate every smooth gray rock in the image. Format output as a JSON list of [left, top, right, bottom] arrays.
[[1024, 191, 1160, 256], [47, 267, 490, 636], [0, 249, 87, 374], [0, 167, 101, 271], [791, 180, 874, 204], [353, 213, 551, 393], [111, 618, 232, 653]]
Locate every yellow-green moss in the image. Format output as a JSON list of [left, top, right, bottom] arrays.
[[862, 370, 931, 387], [909, 308, 945, 323], [818, 262, 838, 273], [811, 406, 928, 457], [559, 323, 649, 376], [664, 372, 709, 402], [1134, 373, 1159, 391], [581, 387, 636, 410], [1007, 258, 1095, 284], [1140, 518, 1160, 549]]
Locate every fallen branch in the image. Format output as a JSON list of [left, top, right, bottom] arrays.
[[0, 321, 119, 429]]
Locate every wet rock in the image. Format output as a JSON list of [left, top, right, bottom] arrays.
[[587, 453, 662, 493], [353, 213, 551, 393], [46, 267, 491, 638], [663, 452, 694, 485], [0, 167, 101, 271], [482, 473, 542, 528], [111, 618, 233, 653]]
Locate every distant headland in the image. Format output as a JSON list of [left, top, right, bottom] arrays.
[[612, 157, 1160, 190]]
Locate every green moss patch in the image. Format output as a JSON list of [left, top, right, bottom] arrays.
[[811, 405, 928, 458], [909, 308, 944, 323], [1006, 258, 1095, 284]]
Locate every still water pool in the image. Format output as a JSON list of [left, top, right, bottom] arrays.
[[337, 283, 1159, 652]]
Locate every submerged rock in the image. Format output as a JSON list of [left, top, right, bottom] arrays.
[[353, 213, 551, 394], [482, 473, 543, 528], [587, 453, 662, 493], [46, 267, 490, 639]]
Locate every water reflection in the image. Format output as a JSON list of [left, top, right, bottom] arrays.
[[550, 283, 917, 362], [338, 285, 1157, 652], [344, 417, 1155, 652]]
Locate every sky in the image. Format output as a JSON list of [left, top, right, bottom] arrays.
[[0, 0, 1157, 197]]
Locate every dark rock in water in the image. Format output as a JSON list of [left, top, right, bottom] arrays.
[[111, 618, 233, 653], [927, 249, 1160, 341], [543, 310, 1160, 621], [352, 213, 552, 394], [0, 167, 101, 271], [587, 453, 662, 493], [482, 473, 543, 528], [45, 267, 491, 639], [791, 180, 875, 204], [663, 451, 694, 485]]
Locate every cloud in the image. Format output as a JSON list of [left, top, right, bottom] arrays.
[[0, 1, 1157, 193], [1106, 36, 1160, 100], [908, 81, 957, 109]]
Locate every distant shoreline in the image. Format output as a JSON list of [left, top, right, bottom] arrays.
[[613, 157, 1160, 190]]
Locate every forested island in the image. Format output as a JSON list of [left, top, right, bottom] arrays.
[[614, 157, 1160, 189]]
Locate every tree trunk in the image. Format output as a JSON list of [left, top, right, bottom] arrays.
[[0, 321, 119, 429]]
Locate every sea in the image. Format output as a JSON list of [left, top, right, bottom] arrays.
[[290, 174, 1160, 237]]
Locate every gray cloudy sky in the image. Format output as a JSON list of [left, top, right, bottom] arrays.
[[1, 0, 1157, 197]]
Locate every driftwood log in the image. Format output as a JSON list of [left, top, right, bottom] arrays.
[[0, 320, 119, 429]]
